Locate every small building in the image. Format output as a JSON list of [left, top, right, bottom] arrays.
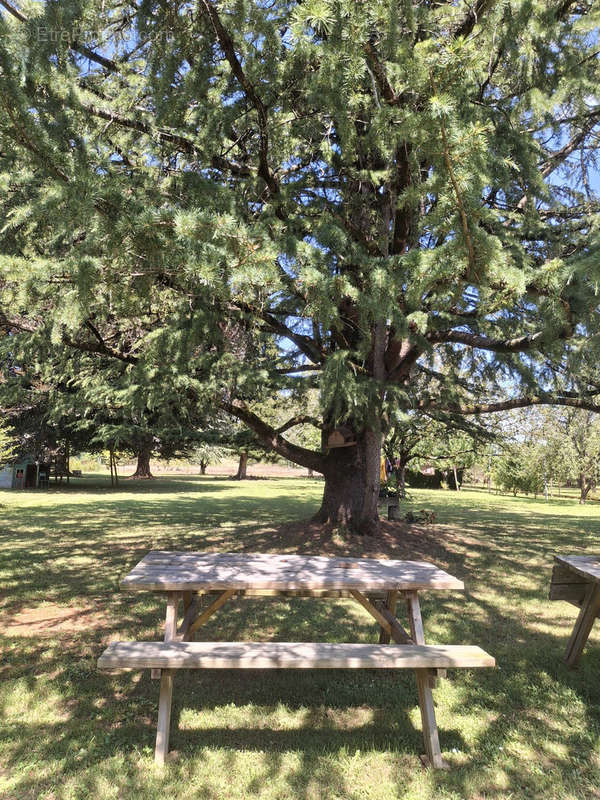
[[0, 457, 50, 489]]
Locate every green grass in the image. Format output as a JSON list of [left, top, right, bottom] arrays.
[[1, 476, 599, 799]]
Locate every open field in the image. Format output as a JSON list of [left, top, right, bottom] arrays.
[[1, 476, 599, 799]]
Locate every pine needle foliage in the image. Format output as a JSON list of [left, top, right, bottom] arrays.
[[0, 0, 599, 527]]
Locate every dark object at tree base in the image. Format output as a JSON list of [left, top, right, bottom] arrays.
[[405, 510, 437, 525]]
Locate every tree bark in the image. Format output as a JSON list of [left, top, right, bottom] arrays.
[[199, 459, 208, 475], [315, 429, 382, 536], [397, 463, 407, 498], [579, 472, 593, 504], [236, 451, 248, 480], [131, 445, 154, 478]]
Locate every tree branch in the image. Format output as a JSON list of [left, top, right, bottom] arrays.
[[453, 0, 499, 39], [424, 395, 600, 415], [198, 0, 278, 197], [541, 114, 600, 178], [62, 331, 138, 364], [80, 100, 253, 176], [363, 40, 400, 105], [275, 415, 322, 434], [0, 0, 120, 73], [427, 327, 569, 353], [222, 400, 324, 471], [272, 364, 321, 374]]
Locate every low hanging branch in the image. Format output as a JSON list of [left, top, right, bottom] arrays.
[[423, 395, 600, 415], [222, 400, 325, 473]]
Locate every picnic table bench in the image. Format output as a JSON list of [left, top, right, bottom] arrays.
[[98, 552, 495, 768], [549, 554, 600, 667]]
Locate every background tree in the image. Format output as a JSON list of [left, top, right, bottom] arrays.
[[384, 410, 491, 495], [0, 418, 16, 464], [492, 444, 545, 498], [488, 406, 600, 501], [191, 442, 226, 476], [529, 407, 600, 502], [1, 0, 599, 533]]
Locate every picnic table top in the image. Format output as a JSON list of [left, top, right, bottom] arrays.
[[121, 551, 464, 592], [554, 555, 600, 585]]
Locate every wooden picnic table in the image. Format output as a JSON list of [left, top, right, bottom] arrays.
[[549, 554, 600, 667], [99, 551, 494, 768]]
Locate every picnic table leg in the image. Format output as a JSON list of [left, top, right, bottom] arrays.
[[564, 583, 600, 668], [405, 591, 446, 769], [379, 590, 398, 644], [155, 591, 180, 765]]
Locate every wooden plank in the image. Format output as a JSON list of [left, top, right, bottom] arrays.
[[550, 562, 590, 607], [120, 552, 465, 593], [98, 641, 496, 671], [549, 583, 589, 607], [405, 591, 425, 644], [375, 602, 413, 645], [564, 583, 600, 668], [187, 590, 236, 636], [414, 669, 445, 768], [554, 555, 600, 586], [379, 591, 398, 644], [178, 595, 200, 640], [154, 592, 179, 764], [156, 588, 388, 599], [350, 590, 392, 634], [155, 670, 173, 766], [164, 591, 179, 640], [152, 591, 180, 679], [405, 591, 446, 769], [232, 588, 388, 598], [550, 564, 591, 585]]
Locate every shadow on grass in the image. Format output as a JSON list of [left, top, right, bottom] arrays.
[[2, 480, 600, 799]]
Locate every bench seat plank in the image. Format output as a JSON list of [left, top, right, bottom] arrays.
[[98, 641, 495, 671]]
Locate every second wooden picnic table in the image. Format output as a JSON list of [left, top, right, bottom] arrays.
[[549, 554, 600, 667], [99, 551, 494, 767]]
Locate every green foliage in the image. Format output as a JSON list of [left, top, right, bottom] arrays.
[[0, 0, 599, 493], [491, 407, 600, 501], [0, 419, 16, 464], [493, 445, 545, 497], [190, 442, 226, 472]]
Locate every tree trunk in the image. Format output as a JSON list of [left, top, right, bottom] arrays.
[[236, 451, 248, 480], [315, 429, 382, 536], [200, 459, 208, 475], [579, 472, 593, 504], [131, 445, 154, 479], [110, 448, 119, 487], [452, 465, 460, 491], [397, 463, 407, 499]]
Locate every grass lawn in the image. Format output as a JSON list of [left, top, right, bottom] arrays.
[[1, 476, 599, 800]]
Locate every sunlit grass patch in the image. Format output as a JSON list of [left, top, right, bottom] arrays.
[[1, 478, 599, 799]]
